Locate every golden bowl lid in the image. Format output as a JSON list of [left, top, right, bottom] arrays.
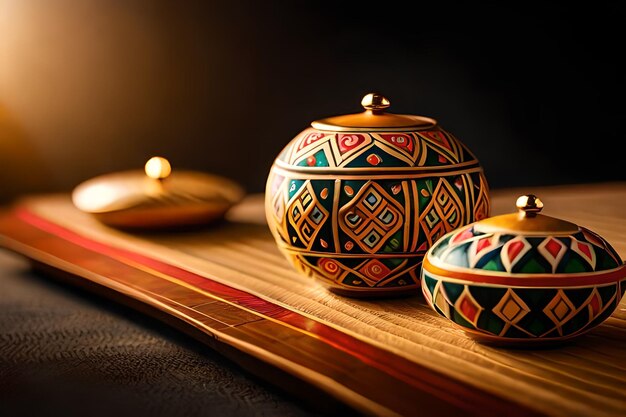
[[72, 157, 245, 229], [424, 194, 624, 284], [311, 93, 437, 132], [474, 194, 579, 236]]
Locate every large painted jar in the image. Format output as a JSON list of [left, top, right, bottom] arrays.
[[265, 93, 490, 297], [422, 194, 626, 345]]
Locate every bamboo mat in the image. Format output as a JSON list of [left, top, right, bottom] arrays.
[[1, 182, 625, 417]]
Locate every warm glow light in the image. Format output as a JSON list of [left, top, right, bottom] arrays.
[[145, 156, 171, 179]]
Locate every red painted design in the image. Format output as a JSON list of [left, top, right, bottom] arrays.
[[366, 154, 382, 165], [359, 259, 391, 282], [459, 296, 479, 323], [391, 184, 402, 195], [379, 134, 414, 151], [475, 237, 492, 254], [452, 228, 474, 244], [306, 155, 317, 166], [344, 241, 354, 251], [318, 258, 341, 277], [438, 154, 448, 164], [577, 242, 592, 260], [507, 241, 525, 263], [544, 238, 564, 258], [320, 188, 329, 199], [454, 177, 463, 190], [298, 131, 326, 151], [338, 134, 366, 154], [423, 130, 452, 150]]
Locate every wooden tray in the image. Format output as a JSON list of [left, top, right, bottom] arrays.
[[1, 183, 625, 417]]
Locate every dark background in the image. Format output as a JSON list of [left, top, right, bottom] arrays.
[[1, 2, 625, 416], [1, 1, 625, 203]]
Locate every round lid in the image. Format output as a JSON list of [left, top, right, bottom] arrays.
[[72, 156, 245, 229], [424, 194, 624, 283], [311, 93, 437, 132]]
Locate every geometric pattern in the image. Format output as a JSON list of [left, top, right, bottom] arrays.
[[468, 235, 502, 268], [500, 237, 532, 272], [286, 181, 329, 250], [543, 290, 577, 335], [537, 237, 568, 273], [422, 219, 626, 342], [454, 288, 483, 327], [570, 239, 597, 270], [419, 178, 465, 249], [492, 288, 530, 335], [421, 270, 626, 342], [338, 182, 404, 254], [473, 173, 490, 221], [279, 127, 475, 169], [306, 255, 419, 289], [429, 225, 622, 274], [266, 126, 490, 294]]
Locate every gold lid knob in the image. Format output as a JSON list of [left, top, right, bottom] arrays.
[[361, 93, 390, 113], [311, 92, 435, 131], [516, 194, 544, 218], [145, 156, 172, 180]]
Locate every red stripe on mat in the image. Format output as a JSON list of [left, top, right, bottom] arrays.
[[16, 208, 542, 416]]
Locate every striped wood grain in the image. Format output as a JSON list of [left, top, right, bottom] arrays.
[[1, 182, 625, 417]]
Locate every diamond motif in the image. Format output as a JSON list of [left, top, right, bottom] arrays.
[[418, 179, 464, 247], [493, 289, 530, 324], [339, 182, 404, 254], [468, 234, 500, 268], [543, 290, 576, 335], [538, 237, 567, 273], [363, 229, 382, 248], [570, 239, 597, 270], [545, 239, 563, 258], [286, 181, 329, 249], [501, 237, 532, 272], [357, 259, 392, 285], [454, 288, 483, 326], [553, 300, 570, 320]]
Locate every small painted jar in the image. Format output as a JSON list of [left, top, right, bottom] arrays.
[[265, 93, 490, 297], [421, 194, 626, 345]]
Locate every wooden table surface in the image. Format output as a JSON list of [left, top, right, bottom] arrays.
[[1, 182, 625, 417]]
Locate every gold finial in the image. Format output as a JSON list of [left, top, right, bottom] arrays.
[[145, 156, 172, 180], [516, 194, 544, 218], [361, 93, 390, 113]]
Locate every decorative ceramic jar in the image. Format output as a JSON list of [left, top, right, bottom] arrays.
[[265, 93, 490, 296], [421, 194, 626, 345]]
